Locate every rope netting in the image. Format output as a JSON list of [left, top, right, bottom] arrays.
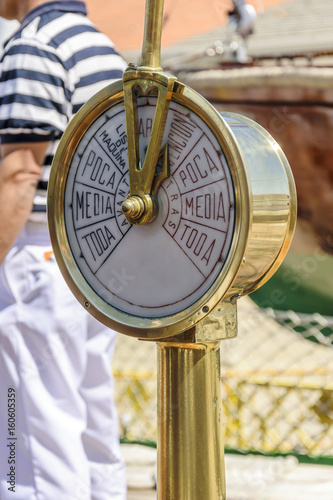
[[113, 297, 333, 457]]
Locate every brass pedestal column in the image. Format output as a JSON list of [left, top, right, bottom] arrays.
[[157, 336, 225, 500]]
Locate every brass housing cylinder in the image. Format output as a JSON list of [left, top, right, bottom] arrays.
[[222, 111, 297, 298], [157, 341, 225, 500]]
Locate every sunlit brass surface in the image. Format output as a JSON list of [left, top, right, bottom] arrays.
[[157, 335, 226, 500]]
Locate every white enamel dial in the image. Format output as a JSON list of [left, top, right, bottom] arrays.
[[64, 96, 235, 319]]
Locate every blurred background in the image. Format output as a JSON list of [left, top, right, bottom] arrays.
[[1, 0, 333, 497]]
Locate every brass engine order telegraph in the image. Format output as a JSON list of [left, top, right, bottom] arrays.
[[48, 0, 296, 498], [47, 18, 295, 339]]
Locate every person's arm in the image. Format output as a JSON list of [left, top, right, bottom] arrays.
[[0, 142, 49, 265]]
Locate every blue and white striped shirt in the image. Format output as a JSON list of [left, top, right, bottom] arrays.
[[0, 0, 127, 216]]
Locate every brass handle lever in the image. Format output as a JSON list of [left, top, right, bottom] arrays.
[[121, 0, 176, 225]]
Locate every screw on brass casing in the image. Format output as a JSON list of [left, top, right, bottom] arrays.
[[121, 196, 145, 219]]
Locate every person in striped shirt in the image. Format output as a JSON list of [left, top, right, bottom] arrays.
[[0, 1, 127, 498]]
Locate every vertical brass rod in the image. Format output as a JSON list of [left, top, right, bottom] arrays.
[[157, 341, 226, 500], [140, 0, 164, 69]]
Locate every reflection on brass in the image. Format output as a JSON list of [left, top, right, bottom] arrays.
[[157, 337, 226, 500]]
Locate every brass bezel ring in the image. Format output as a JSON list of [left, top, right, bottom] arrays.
[[47, 79, 250, 339]]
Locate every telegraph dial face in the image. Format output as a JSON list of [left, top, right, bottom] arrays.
[[49, 83, 243, 338]]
